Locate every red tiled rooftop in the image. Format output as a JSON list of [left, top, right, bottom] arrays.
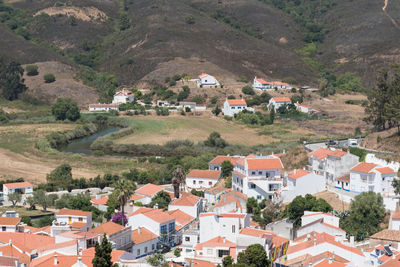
[[351, 162, 378, 173], [57, 208, 91, 217], [272, 97, 291, 102], [0, 217, 20, 226], [90, 221, 125, 236], [246, 158, 283, 170], [376, 167, 395, 174], [170, 193, 200, 206], [314, 259, 346, 267], [90, 196, 108, 206], [187, 170, 221, 180], [288, 169, 311, 180], [3, 182, 32, 189], [195, 236, 236, 250], [132, 227, 159, 245], [135, 183, 163, 197], [227, 99, 247, 106], [209, 156, 240, 165]]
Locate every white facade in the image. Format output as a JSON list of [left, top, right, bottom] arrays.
[[349, 163, 397, 196], [168, 194, 202, 218], [132, 236, 158, 259], [267, 97, 291, 111], [55, 209, 92, 233], [281, 170, 325, 203], [112, 89, 134, 104], [301, 211, 340, 227], [294, 102, 316, 114], [232, 156, 284, 202], [297, 221, 345, 242], [253, 77, 270, 90], [3, 182, 33, 203], [88, 104, 119, 112], [222, 99, 249, 117], [186, 170, 221, 189], [197, 74, 218, 87], [199, 213, 250, 243]]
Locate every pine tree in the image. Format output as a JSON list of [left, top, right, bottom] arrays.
[[92, 234, 118, 267]]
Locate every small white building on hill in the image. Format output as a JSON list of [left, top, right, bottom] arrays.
[[222, 99, 249, 117], [186, 170, 222, 189], [112, 89, 134, 104], [197, 74, 218, 87], [268, 97, 292, 111]]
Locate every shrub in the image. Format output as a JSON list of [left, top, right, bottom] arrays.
[[26, 65, 39, 76], [51, 98, 80, 121], [43, 74, 56, 83], [185, 15, 195, 24], [242, 85, 255, 95], [169, 80, 176, 87], [192, 95, 205, 104], [377, 135, 382, 143]]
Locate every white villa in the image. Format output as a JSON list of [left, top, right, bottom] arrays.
[[186, 170, 222, 189], [308, 148, 359, 184], [267, 97, 292, 111], [53, 208, 92, 233], [347, 162, 397, 196], [222, 99, 250, 117], [112, 89, 135, 104], [232, 155, 284, 201], [294, 102, 317, 114], [3, 182, 33, 204], [197, 73, 218, 87], [89, 103, 119, 112], [252, 77, 292, 90]]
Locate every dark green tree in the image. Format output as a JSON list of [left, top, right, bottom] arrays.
[[246, 197, 258, 214], [0, 58, 27, 100], [340, 191, 385, 240], [237, 244, 269, 267], [119, 13, 131, 30], [92, 234, 118, 267], [212, 105, 222, 116], [51, 98, 81, 121], [46, 163, 73, 189], [8, 192, 21, 207], [43, 73, 56, 83], [26, 65, 38, 76], [242, 85, 255, 95], [33, 189, 50, 212], [204, 131, 227, 148], [150, 191, 171, 210], [269, 108, 275, 124], [222, 255, 234, 267], [221, 160, 234, 177]]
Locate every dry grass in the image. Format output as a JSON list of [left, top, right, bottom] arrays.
[[314, 190, 350, 211], [34, 6, 108, 23], [280, 146, 308, 171], [115, 114, 316, 146]]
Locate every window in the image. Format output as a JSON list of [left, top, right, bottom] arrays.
[[257, 195, 261, 200], [232, 107, 235, 109], [145, 247, 148, 253], [346, 183, 348, 186], [193, 180, 196, 184], [169, 222, 175, 232], [137, 249, 140, 255], [152, 244, 155, 250], [78, 217, 83, 222], [252, 171, 256, 175], [232, 225, 235, 233], [199, 181, 203, 184], [209, 182, 212, 185], [266, 172, 270, 178], [207, 249, 213, 255], [383, 177, 385, 181], [161, 225, 167, 234], [1, 227, 5, 232], [250, 183, 256, 189], [185, 236, 190, 242], [258, 171, 262, 175]]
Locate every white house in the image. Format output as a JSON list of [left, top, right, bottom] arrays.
[[267, 97, 291, 111], [186, 170, 222, 189], [297, 211, 345, 241], [3, 182, 33, 204], [209, 156, 241, 171], [213, 190, 247, 214], [54, 230, 97, 251], [334, 173, 350, 192], [284, 232, 366, 266], [167, 209, 196, 245], [131, 227, 159, 259], [134, 183, 164, 205], [270, 81, 292, 90], [88, 103, 119, 112], [90, 221, 132, 251], [253, 77, 270, 90], [127, 208, 176, 248], [197, 74, 218, 87], [168, 193, 202, 218], [199, 212, 250, 243], [232, 155, 284, 201], [222, 99, 250, 117], [54, 209, 92, 233], [294, 102, 317, 114], [179, 102, 197, 110], [308, 148, 359, 183], [391, 206, 400, 230], [0, 217, 23, 233], [281, 169, 325, 203], [180, 228, 199, 258], [194, 236, 237, 264], [112, 89, 134, 104], [348, 162, 397, 195], [90, 195, 108, 212]]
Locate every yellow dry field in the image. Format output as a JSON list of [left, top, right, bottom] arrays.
[[0, 124, 101, 184], [115, 114, 315, 146]]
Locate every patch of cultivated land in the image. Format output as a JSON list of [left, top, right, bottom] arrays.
[[115, 114, 317, 146], [314, 190, 350, 211]]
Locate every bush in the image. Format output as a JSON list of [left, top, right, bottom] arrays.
[[51, 98, 80, 121], [185, 15, 195, 24], [43, 74, 56, 83], [192, 96, 205, 104], [169, 80, 176, 87], [242, 85, 255, 95], [26, 65, 39, 76]]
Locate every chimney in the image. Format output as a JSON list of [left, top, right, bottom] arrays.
[[307, 234, 311, 240], [138, 227, 141, 234], [294, 169, 297, 174], [313, 240, 316, 247], [96, 195, 101, 200], [54, 254, 58, 265], [393, 254, 396, 260], [78, 256, 82, 263], [350, 236, 354, 247], [223, 237, 226, 244]]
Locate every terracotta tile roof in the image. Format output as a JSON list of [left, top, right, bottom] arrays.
[[335, 173, 350, 183], [71, 222, 87, 229], [135, 183, 164, 197], [0, 217, 20, 226], [308, 148, 347, 161], [3, 182, 32, 189], [128, 207, 154, 217], [185, 258, 216, 267], [209, 156, 240, 165], [90, 221, 125, 236], [271, 81, 290, 86], [31, 252, 93, 267], [200, 213, 215, 218], [57, 208, 91, 217], [167, 210, 195, 230], [255, 77, 268, 84], [36, 240, 78, 253], [0, 244, 30, 265], [240, 228, 273, 238], [232, 170, 246, 178], [130, 194, 146, 201], [351, 162, 378, 173], [114, 88, 133, 97], [301, 251, 349, 266], [142, 209, 175, 224], [25, 225, 51, 235], [195, 236, 236, 250], [272, 97, 291, 102], [187, 170, 221, 180], [227, 99, 247, 106], [199, 73, 211, 79], [381, 254, 400, 267], [301, 212, 336, 218], [170, 193, 200, 206], [90, 196, 108, 205], [288, 169, 311, 180], [0, 255, 20, 266], [215, 190, 247, 208], [272, 234, 290, 247], [82, 247, 125, 263], [55, 231, 97, 240], [371, 229, 400, 242], [250, 219, 261, 228], [0, 232, 55, 253], [376, 167, 395, 174], [132, 227, 159, 245], [246, 158, 284, 170], [218, 213, 246, 218], [314, 259, 346, 267], [288, 232, 363, 256]]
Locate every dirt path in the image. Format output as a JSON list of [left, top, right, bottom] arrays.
[[382, 0, 400, 30], [0, 148, 99, 185]]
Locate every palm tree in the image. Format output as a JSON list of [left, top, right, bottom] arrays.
[[113, 179, 136, 226]]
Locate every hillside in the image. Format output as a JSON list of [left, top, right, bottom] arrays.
[[0, 0, 399, 100]]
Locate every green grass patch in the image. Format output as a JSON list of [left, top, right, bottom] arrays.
[[0, 206, 53, 217]]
